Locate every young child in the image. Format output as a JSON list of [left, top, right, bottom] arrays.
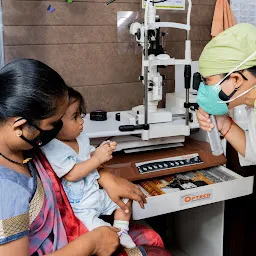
[[41, 87, 136, 248]]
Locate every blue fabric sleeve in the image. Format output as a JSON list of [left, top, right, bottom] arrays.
[[0, 179, 30, 244], [90, 145, 96, 153], [78, 130, 95, 154]]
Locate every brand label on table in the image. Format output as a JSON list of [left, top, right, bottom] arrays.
[[180, 189, 213, 206]]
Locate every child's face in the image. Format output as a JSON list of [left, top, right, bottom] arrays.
[[57, 99, 84, 141]]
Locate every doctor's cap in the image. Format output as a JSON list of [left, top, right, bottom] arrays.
[[199, 23, 256, 77]]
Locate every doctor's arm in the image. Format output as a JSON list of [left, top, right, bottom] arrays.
[[196, 108, 246, 157]]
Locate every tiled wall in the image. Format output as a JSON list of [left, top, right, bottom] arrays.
[[2, 0, 215, 112]]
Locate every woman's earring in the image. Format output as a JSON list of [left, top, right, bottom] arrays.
[[16, 129, 23, 137]]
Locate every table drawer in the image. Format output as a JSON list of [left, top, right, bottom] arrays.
[[132, 166, 253, 220]]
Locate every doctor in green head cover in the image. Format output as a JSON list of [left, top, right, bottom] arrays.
[[196, 23, 256, 165]]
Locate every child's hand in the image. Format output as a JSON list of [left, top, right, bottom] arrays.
[[101, 140, 117, 152], [93, 142, 113, 164], [109, 141, 117, 151]]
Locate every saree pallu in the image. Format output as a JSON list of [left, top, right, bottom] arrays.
[[29, 158, 68, 255]]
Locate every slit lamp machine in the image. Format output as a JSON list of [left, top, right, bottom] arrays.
[[85, 0, 202, 152]]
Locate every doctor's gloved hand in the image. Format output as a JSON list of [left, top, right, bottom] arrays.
[[94, 142, 113, 164], [196, 108, 231, 134]]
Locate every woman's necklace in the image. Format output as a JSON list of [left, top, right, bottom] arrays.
[[0, 152, 32, 167]]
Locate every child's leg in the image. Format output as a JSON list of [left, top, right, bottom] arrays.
[[113, 200, 136, 248], [75, 209, 111, 231], [114, 199, 132, 221]]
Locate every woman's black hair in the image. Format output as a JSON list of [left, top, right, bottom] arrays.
[[218, 66, 256, 82], [67, 86, 86, 115], [0, 58, 68, 124], [247, 66, 256, 77]]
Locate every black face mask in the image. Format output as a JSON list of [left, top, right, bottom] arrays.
[[218, 71, 248, 102], [19, 119, 63, 147], [219, 88, 238, 102]]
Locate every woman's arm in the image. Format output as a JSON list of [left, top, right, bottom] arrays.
[[0, 237, 30, 256], [98, 169, 147, 212], [0, 234, 94, 256], [0, 227, 119, 256], [50, 227, 119, 256]]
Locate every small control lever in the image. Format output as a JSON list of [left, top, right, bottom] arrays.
[[119, 124, 149, 132]]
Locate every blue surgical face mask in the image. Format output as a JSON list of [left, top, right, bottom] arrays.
[[197, 80, 256, 115], [197, 82, 229, 115]]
